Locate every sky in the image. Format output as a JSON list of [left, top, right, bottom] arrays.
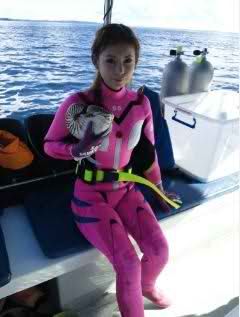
[[0, 0, 239, 33]]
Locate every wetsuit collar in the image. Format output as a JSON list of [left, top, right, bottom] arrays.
[[101, 80, 127, 100]]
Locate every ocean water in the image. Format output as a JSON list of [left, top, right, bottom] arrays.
[[0, 20, 239, 120]]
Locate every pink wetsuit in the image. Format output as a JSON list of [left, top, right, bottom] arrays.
[[44, 82, 169, 317]]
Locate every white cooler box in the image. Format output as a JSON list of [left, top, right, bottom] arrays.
[[163, 90, 240, 182]]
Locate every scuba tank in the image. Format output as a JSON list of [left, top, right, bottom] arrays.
[[188, 48, 214, 93], [160, 46, 189, 103]]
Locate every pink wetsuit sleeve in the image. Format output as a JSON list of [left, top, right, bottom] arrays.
[[44, 94, 80, 160], [142, 96, 162, 185]]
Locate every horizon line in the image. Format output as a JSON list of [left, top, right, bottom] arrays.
[[0, 17, 237, 34]]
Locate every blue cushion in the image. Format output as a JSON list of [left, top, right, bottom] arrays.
[[24, 171, 239, 259], [0, 222, 11, 287], [24, 179, 92, 259], [143, 86, 175, 170], [141, 170, 239, 221]]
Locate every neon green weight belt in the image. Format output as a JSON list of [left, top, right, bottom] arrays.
[[77, 166, 181, 210]]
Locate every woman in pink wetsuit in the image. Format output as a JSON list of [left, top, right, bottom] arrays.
[[44, 24, 173, 317]]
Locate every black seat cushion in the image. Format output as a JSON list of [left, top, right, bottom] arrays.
[[0, 118, 39, 207], [24, 178, 91, 259], [24, 170, 239, 259], [141, 170, 239, 221], [0, 118, 26, 142], [143, 86, 175, 171], [24, 114, 75, 173], [0, 223, 11, 287]]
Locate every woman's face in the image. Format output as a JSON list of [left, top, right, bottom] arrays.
[[96, 43, 136, 90]]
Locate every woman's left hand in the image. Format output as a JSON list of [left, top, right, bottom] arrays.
[[154, 183, 182, 213]]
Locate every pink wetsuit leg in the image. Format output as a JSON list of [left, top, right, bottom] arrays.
[[116, 186, 169, 292], [71, 189, 145, 317]]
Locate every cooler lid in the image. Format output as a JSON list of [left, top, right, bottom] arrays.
[[163, 90, 239, 122]]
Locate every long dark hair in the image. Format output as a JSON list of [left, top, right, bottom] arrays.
[[90, 23, 140, 105]]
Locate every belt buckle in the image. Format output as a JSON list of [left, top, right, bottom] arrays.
[[103, 171, 119, 182]]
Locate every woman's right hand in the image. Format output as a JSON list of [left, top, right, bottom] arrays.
[[70, 121, 106, 160]]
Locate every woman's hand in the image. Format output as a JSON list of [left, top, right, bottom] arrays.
[[70, 121, 106, 160], [155, 182, 182, 213]]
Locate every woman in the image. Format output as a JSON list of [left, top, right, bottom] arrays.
[[44, 23, 174, 317]]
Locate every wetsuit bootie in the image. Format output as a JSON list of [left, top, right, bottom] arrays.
[[142, 288, 171, 309]]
